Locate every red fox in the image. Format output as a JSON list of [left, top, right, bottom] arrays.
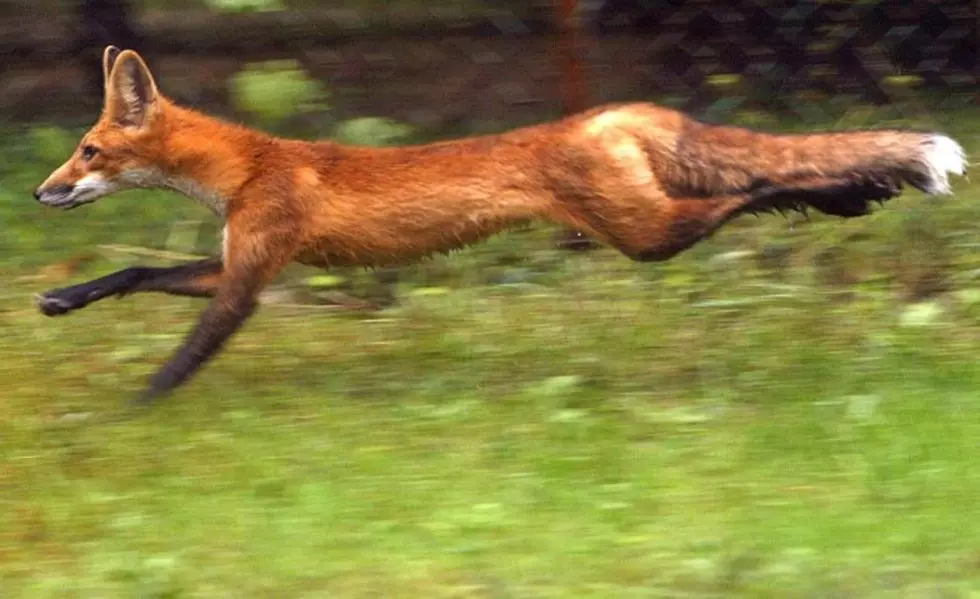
[[35, 46, 967, 404]]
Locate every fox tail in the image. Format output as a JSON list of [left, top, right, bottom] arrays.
[[666, 122, 968, 218]]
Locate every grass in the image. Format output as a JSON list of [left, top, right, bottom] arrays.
[[1, 104, 980, 597]]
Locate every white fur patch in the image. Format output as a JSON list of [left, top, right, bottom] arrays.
[[583, 109, 654, 185], [118, 168, 227, 216], [609, 138, 653, 185], [921, 135, 967, 195], [583, 109, 639, 137], [164, 177, 227, 216], [221, 225, 229, 264], [72, 173, 120, 204]]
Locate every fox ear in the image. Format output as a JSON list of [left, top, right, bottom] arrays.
[[102, 45, 122, 90], [105, 50, 159, 128]]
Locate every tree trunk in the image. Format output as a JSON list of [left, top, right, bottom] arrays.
[[77, 0, 141, 94]]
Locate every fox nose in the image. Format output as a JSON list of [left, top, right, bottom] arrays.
[[35, 184, 73, 202]]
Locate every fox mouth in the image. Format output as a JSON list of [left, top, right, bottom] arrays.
[[36, 191, 99, 210], [35, 177, 112, 210], [38, 193, 98, 210]]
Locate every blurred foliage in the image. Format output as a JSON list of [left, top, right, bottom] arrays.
[[29, 126, 80, 164], [203, 0, 282, 12], [332, 117, 415, 147], [230, 60, 328, 126]]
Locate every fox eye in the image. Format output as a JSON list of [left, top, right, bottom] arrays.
[[81, 145, 99, 161]]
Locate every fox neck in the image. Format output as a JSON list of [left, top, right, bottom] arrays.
[[155, 175, 228, 217], [136, 102, 268, 217]]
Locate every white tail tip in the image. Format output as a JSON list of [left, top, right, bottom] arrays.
[[922, 134, 967, 195]]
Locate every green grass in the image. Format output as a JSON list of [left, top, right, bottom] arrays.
[[1, 106, 980, 597]]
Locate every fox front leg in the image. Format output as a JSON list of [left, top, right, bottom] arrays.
[[134, 225, 296, 405], [135, 277, 259, 405], [36, 258, 223, 316]]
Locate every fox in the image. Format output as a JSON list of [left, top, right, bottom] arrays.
[[35, 46, 967, 405]]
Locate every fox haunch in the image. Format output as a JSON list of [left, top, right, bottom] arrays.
[[34, 46, 968, 404]]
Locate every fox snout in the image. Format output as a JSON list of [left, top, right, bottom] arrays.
[[34, 183, 75, 205], [34, 173, 117, 210]]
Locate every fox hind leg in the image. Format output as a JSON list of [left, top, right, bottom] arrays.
[[572, 194, 752, 263]]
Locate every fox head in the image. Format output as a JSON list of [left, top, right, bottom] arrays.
[[34, 46, 167, 210]]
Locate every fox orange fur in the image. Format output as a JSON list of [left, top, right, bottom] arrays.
[[35, 46, 967, 404]]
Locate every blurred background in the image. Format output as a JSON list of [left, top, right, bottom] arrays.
[[2, 1, 975, 128], [3, 1, 980, 597]]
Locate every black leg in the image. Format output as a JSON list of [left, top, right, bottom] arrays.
[[134, 276, 259, 405], [36, 258, 222, 316]]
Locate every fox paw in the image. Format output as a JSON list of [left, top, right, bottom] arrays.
[[35, 291, 81, 316]]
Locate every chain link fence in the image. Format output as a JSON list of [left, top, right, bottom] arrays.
[[0, 1, 975, 129], [598, 0, 977, 121]]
